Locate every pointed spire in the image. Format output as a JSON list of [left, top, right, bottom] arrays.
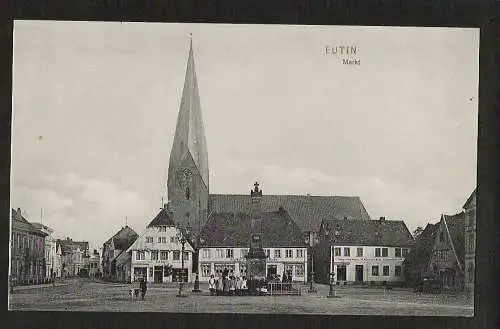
[[168, 35, 209, 198]]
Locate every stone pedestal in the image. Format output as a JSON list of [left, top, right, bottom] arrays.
[[246, 255, 266, 280]]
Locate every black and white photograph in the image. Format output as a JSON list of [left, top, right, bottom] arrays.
[[8, 21, 478, 316]]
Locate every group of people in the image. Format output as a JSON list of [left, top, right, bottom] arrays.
[[208, 268, 248, 296]]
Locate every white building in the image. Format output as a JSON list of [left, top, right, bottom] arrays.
[[198, 209, 308, 282], [316, 217, 414, 284], [126, 207, 194, 283]]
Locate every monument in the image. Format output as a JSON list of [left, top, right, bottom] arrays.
[[246, 182, 267, 292]]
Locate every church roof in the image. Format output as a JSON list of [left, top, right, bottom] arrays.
[[208, 194, 371, 232], [168, 38, 209, 191], [320, 218, 414, 247], [147, 208, 176, 227], [463, 188, 476, 209], [200, 209, 306, 248], [443, 212, 465, 266]]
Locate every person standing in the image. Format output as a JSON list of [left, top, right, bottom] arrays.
[[216, 270, 223, 296], [208, 274, 216, 296], [241, 276, 248, 296], [229, 276, 236, 296], [236, 276, 242, 295], [140, 277, 147, 300]]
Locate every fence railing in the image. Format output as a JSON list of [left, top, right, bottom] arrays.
[[267, 282, 301, 296]]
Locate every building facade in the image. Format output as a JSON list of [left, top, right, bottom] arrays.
[[316, 217, 414, 285], [31, 223, 55, 278], [10, 208, 48, 285], [58, 238, 89, 277], [428, 212, 465, 290], [463, 189, 476, 297], [101, 226, 138, 281], [198, 187, 308, 283], [127, 207, 195, 283]]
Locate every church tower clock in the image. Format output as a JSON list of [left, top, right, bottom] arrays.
[[167, 37, 209, 238]]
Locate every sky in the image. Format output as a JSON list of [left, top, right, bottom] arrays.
[[11, 21, 479, 251]]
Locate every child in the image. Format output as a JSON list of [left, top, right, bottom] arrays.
[[208, 274, 216, 296], [236, 276, 242, 295], [241, 276, 248, 295]]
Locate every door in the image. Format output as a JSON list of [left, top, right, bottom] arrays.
[[267, 265, 277, 278], [154, 266, 163, 283], [355, 265, 363, 282], [337, 265, 347, 281]]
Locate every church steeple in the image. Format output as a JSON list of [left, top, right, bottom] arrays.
[[167, 36, 209, 236]]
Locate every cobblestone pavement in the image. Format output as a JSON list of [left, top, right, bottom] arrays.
[[8, 279, 474, 316]]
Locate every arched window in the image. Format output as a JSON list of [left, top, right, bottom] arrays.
[[439, 232, 444, 242], [185, 187, 190, 199]]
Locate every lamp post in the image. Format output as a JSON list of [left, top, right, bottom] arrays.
[[192, 237, 204, 293], [176, 235, 188, 297], [327, 228, 341, 298], [306, 234, 318, 293]]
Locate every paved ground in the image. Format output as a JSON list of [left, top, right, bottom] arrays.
[[8, 279, 474, 316]]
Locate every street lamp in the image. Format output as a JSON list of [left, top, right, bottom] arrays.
[[327, 227, 341, 298], [192, 237, 204, 293], [306, 234, 318, 293], [176, 235, 188, 297]]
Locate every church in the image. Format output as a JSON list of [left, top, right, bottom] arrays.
[[163, 38, 374, 282]]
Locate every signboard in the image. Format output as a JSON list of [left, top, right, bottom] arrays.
[[172, 268, 188, 282]]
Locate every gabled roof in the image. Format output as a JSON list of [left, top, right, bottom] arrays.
[[104, 225, 138, 246], [57, 239, 89, 254], [463, 188, 476, 209], [11, 208, 47, 237], [200, 208, 306, 248], [443, 212, 466, 266], [321, 218, 415, 247], [147, 208, 176, 227], [209, 194, 371, 232]]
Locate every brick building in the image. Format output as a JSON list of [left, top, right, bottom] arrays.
[[101, 226, 138, 281], [428, 212, 465, 290], [10, 208, 47, 285], [463, 188, 476, 297]]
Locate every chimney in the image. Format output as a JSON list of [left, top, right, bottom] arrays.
[[379, 216, 386, 221], [251, 181, 262, 216]]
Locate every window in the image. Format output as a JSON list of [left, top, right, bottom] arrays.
[[334, 247, 341, 256], [266, 249, 270, 258], [151, 251, 158, 261], [161, 237, 166, 243], [149, 267, 153, 277], [372, 266, 379, 276], [274, 249, 281, 258], [375, 248, 381, 257], [285, 264, 293, 276], [383, 265, 389, 276], [285, 249, 293, 258], [173, 251, 180, 260], [239, 263, 247, 276], [146, 237, 153, 243], [395, 248, 401, 257], [344, 247, 350, 256], [469, 234, 474, 252], [395, 266, 402, 277], [136, 251, 145, 260], [439, 232, 444, 242], [382, 248, 388, 257], [170, 237, 177, 243], [226, 249, 234, 259], [157, 237, 162, 243], [160, 251, 168, 260], [402, 248, 408, 257], [296, 249, 304, 258], [357, 248, 363, 257], [215, 249, 224, 258], [201, 264, 211, 277], [202, 249, 211, 259], [183, 251, 190, 260], [295, 264, 305, 276], [468, 263, 474, 282], [241, 249, 249, 258]]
